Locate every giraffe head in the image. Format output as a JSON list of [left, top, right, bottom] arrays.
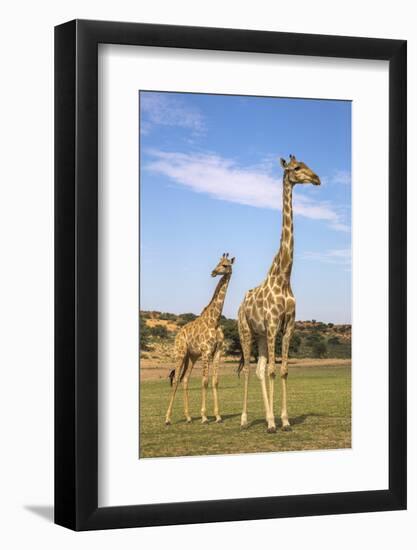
[[211, 253, 235, 277], [280, 154, 321, 186]]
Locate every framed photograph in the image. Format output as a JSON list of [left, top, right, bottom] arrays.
[[55, 19, 406, 530]]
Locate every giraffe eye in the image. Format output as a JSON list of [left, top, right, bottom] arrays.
[[294, 166, 301, 171]]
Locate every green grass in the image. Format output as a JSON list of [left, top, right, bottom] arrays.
[[139, 365, 351, 458]]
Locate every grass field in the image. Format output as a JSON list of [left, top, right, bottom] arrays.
[[139, 364, 351, 458]]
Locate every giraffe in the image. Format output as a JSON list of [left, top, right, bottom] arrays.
[[165, 253, 235, 425], [238, 154, 320, 433]]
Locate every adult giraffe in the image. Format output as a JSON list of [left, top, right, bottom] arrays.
[[238, 155, 321, 433]]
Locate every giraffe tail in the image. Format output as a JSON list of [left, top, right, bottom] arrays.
[[168, 369, 175, 386], [168, 354, 190, 386], [237, 351, 244, 377]]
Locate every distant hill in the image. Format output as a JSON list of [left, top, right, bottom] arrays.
[[140, 310, 351, 361]]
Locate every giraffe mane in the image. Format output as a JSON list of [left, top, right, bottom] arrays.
[[200, 274, 228, 316]]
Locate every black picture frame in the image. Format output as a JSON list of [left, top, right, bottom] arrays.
[[55, 19, 407, 531]]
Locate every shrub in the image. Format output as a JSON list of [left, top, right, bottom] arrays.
[[311, 340, 327, 358], [306, 332, 324, 344], [159, 312, 177, 321], [220, 318, 241, 355], [149, 325, 169, 339], [290, 332, 302, 353], [139, 315, 151, 350], [177, 313, 197, 326], [275, 331, 301, 357]]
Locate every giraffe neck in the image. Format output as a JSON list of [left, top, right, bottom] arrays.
[[201, 273, 231, 325], [268, 171, 294, 281]]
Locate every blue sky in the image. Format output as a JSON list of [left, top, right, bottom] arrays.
[[140, 91, 351, 323]]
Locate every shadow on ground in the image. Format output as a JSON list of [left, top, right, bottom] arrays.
[[248, 412, 325, 429], [174, 412, 241, 425]]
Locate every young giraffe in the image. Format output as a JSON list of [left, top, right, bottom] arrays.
[[165, 253, 235, 425], [238, 154, 320, 433]]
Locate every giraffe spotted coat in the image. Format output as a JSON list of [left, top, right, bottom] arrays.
[[165, 254, 235, 425], [238, 155, 321, 433]]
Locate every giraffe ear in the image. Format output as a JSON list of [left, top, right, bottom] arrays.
[[280, 158, 287, 168]]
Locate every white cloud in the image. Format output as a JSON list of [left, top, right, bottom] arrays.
[[302, 248, 351, 266], [145, 150, 349, 231], [140, 93, 205, 134], [332, 170, 351, 185], [317, 171, 351, 188]]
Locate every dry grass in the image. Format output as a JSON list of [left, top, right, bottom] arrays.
[[145, 318, 178, 332]]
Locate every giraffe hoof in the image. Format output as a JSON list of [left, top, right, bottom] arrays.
[[201, 418, 209, 425], [186, 418, 192, 424], [240, 423, 248, 430], [165, 420, 171, 426], [281, 424, 292, 432], [267, 426, 277, 434], [241, 414, 248, 428], [215, 417, 223, 423]]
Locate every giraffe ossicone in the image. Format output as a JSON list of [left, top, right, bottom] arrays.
[[238, 154, 321, 433], [165, 253, 235, 426]]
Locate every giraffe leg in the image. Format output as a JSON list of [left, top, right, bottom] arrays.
[[212, 338, 224, 423], [240, 361, 250, 429], [212, 362, 221, 423], [266, 326, 278, 433], [281, 317, 295, 431], [200, 354, 210, 424], [183, 357, 195, 423], [238, 309, 252, 428], [256, 336, 274, 432], [165, 354, 186, 425]]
